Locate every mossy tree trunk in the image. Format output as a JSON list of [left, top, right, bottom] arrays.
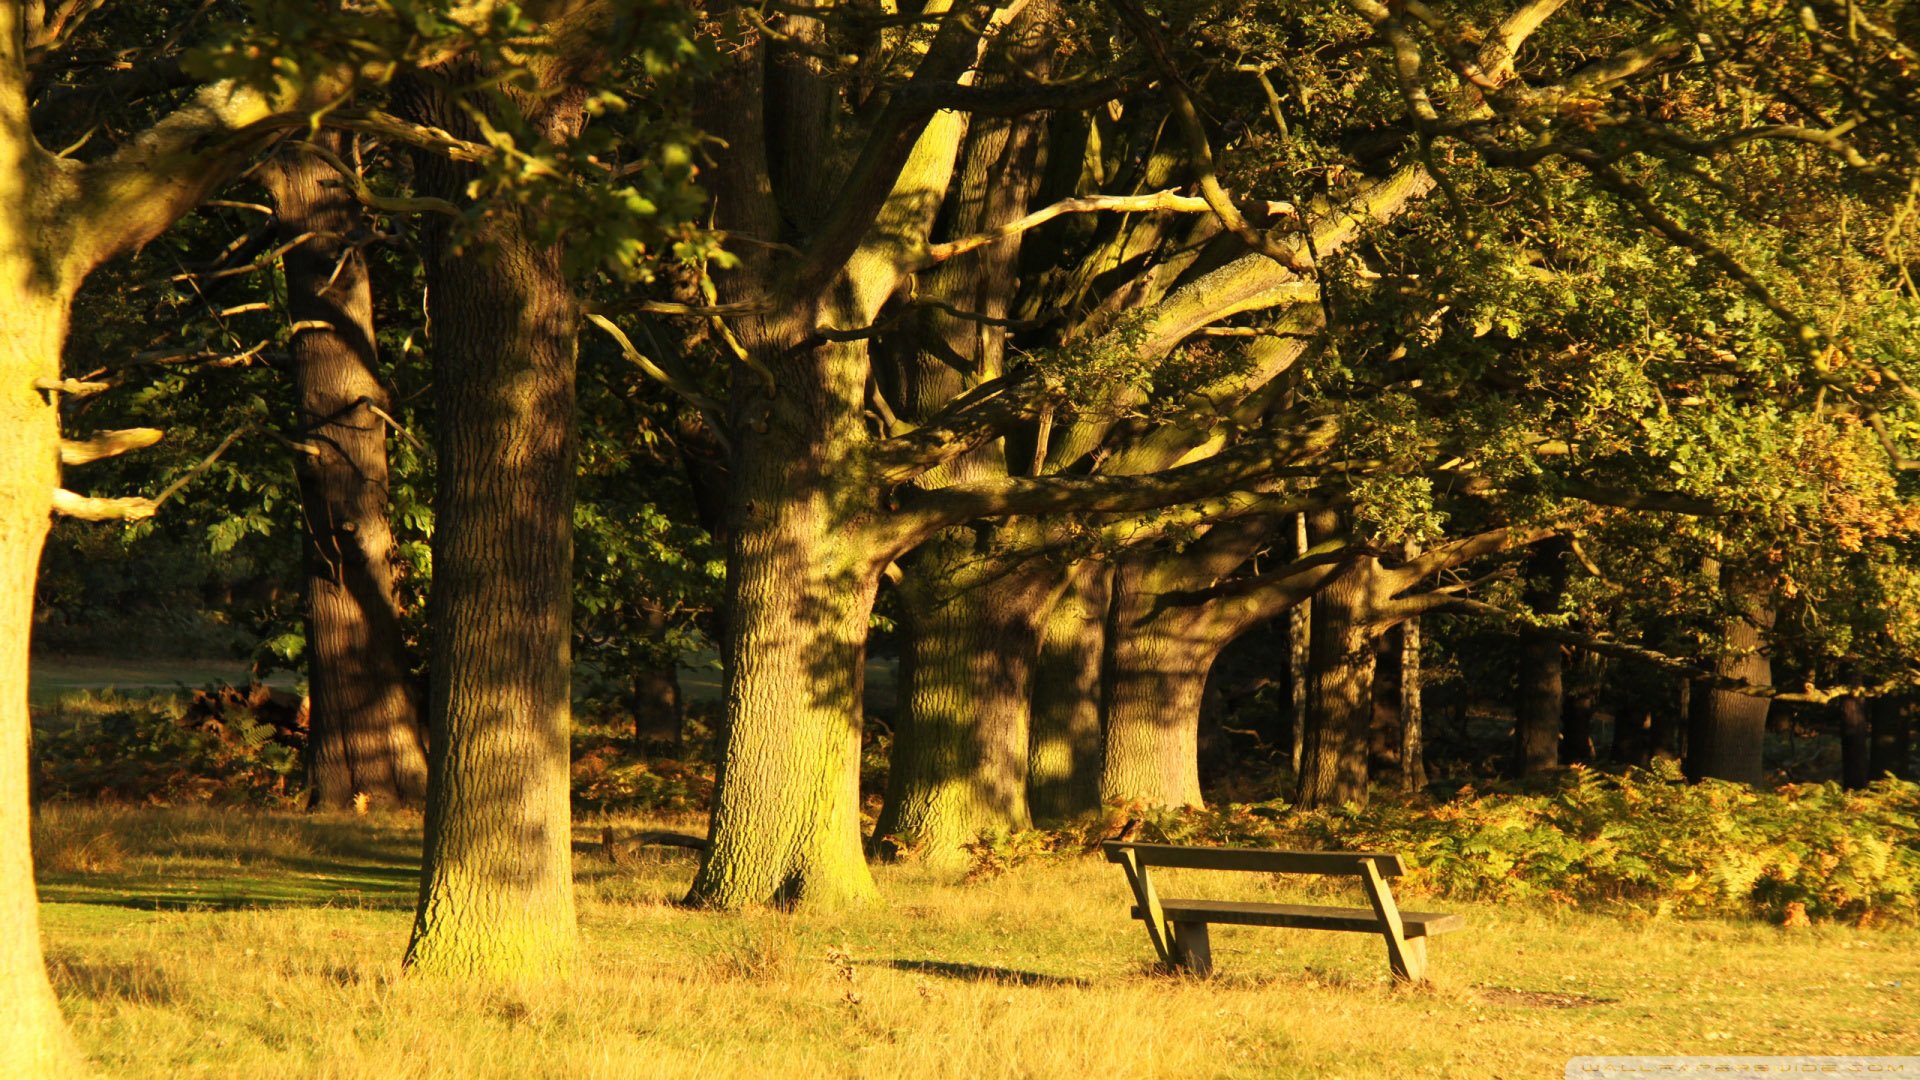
[[689, 393, 883, 906], [263, 136, 427, 811], [1029, 560, 1111, 822], [876, 531, 1060, 860], [403, 77, 585, 978]]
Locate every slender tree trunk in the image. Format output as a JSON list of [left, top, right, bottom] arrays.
[[403, 81, 583, 976], [1512, 635, 1563, 776], [1295, 564, 1378, 810], [1684, 603, 1773, 786], [687, 413, 880, 908], [1, 289, 86, 1077], [264, 136, 427, 811], [1839, 695, 1873, 790], [876, 535, 1055, 859], [1871, 695, 1915, 782], [1289, 511, 1309, 775], [1029, 560, 1109, 823], [1400, 617, 1426, 792]]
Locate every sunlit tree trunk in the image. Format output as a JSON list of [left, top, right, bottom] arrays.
[[1101, 606, 1215, 809], [688, 374, 880, 907], [1029, 560, 1109, 822], [264, 136, 427, 811], [403, 80, 583, 977], [1, 288, 86, 1079]]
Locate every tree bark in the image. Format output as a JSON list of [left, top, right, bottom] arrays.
[[1029, 560, 1110, 822], [875, 533, 1056, 860], [686, 401, 880, 908], [1400, 616, 1426, 792], [1839, 695, 1872, 790], [263, 136, 427, 811], [1, 288, 86, 1078], [1870, 695, 1915, 782], [1295, 563, 1378, 809], [403, 79, 583, 978], [1289, 511, 1309, 776], [1512, 634, 1564, 776], [1683, 588, 1774, 786], [1562, 651, 1599, 765], [1100, 598, 1218, 809], [1369, 624, 1404, 778]]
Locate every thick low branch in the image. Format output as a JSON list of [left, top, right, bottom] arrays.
[[51, 489, 158, 521], [60, 427, 164, 466], [887, 417, 1337, 553]]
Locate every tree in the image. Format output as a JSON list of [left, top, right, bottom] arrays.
[[2, 1, 353, 1068], [261, 135, 429, 810]]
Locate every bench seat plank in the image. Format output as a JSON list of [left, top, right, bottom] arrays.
[[1132, 898, 1466, 937], [1103, 841, 1407, 877]]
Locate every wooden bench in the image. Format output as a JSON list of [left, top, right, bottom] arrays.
[[1103, 840, 1464, 983]]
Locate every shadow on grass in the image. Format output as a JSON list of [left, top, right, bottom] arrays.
[[36, 826, 422, 912], [887, 959, 1090, 987]]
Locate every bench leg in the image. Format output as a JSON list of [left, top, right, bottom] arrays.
[[1168, 921, 1213, 977], [1385, 934, 1427, 984]]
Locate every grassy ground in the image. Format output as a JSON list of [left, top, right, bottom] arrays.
[[31, 805, 1920, 1080]]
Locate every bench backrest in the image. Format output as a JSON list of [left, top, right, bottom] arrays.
[[1102, 841, 1407, 878]]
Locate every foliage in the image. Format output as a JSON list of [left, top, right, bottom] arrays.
[[974, 765, 1920, 925], [31, 692, 305, 808]]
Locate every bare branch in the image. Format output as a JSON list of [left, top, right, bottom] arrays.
[[916, 189, 1293, 269], [51, 489, 158, 522], [60, 428, 164, 466]]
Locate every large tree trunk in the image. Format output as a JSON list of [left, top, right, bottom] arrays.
[[1100, 610, 1218, 810], [875, 535, 1056, 860], [1871, 695, 1915, 782], [1295, 563, 1378, 809], [1512, 634, 1564, 776], [263, 136, 427, 811], [2, 289, 85, 1077], [1029, 560, 1109, 823], [1684, 593, 1773, 786], [686, 409, 879, 908], [403, 82, 583, 977]]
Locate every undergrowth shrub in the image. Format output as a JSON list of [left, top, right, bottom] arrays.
[[32, 690, 303, 806], [969, 763, 1920, 925]]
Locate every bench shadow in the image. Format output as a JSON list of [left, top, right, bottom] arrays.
[[886, 959, 1090, 987]]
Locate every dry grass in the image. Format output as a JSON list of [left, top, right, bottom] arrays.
[[31, 804, 1920, 1079]]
